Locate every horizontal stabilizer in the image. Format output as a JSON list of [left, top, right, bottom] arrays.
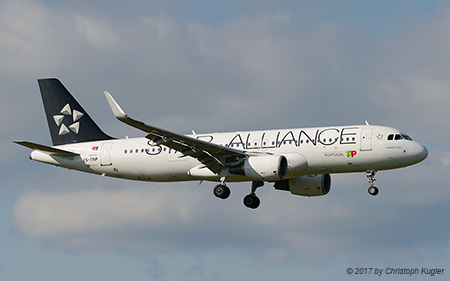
[[14, 141, 79, 157]]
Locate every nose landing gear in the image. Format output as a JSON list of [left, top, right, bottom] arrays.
[[367, 170, 379, 196], [368, 185, 379, 196]]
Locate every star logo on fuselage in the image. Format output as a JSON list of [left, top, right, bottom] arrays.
[[53, 103, 84, 135]]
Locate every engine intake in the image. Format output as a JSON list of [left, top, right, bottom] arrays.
[[274, 174, 331, 197], [229, 155, 288, 181]]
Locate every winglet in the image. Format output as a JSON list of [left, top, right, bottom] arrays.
[[104, 91, 128, 120], [103, 91, 153, 133]]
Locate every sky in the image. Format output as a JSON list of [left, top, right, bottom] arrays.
[[1, 0, 450, 280]]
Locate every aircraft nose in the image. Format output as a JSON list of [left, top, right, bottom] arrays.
[[413, 142, 428, 162]]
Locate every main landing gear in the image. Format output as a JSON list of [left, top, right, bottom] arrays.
[[243, 181, 263, 209], [213, 176, 231, 199], [212, 178, 263, 209], [366, 170, 379, 196], [213, 183, 230, 199]]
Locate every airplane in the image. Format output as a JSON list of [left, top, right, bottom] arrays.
[[14, 78, 428, 209]]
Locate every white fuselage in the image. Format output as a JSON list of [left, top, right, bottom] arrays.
[[30, 125, 428, 183]]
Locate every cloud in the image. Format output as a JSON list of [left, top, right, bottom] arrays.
[[12, 165, 450, 265], [0, 0, 62, 75], [369, 8, 450, 141], [442, 152, 450, 167], [184, 264, 219, 281], [74, 14, 120, 48], [0, 1, 390, 132], [143, 257, 166, 280], [11, 181, 326, 255], [5, 1, 450, 276], [12, 186, 204, 249]]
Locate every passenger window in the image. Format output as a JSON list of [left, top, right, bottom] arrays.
[[124, 150, 127, 154]]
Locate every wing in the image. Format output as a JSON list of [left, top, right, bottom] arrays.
[[14, 141, 79, 157], [104, 92, 247, 174]]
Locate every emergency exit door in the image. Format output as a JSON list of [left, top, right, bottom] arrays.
[[100, 143, 113, 166], [360, 128, 373, 151]]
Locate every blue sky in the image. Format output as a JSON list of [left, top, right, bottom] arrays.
[[1, 0, 450, 280]]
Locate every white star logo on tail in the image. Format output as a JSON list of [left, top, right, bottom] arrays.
[[53, 103, 84, 135]]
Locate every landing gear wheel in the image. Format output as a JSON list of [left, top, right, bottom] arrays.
[[366, 170, 379, 196], [243, 194, 260, 209], [368, 186, 379, 196], [213, 184, 230, 199]]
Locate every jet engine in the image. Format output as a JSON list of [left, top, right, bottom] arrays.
[[274, 174, 331, 197], [282, 153, 308, 177], [229, 155, 287, 181]]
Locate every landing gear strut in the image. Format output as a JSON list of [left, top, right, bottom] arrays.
[[366, 170, 379, 196], [243, 181, 263, 209]]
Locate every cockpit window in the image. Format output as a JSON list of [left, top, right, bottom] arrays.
[[401, 134, 412, 141], [388, 133, 413, 141]]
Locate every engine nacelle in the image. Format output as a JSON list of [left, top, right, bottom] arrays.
[[282, 153, 308, 177], [274, 174, 331, 197], [229, 155, 288, 181]]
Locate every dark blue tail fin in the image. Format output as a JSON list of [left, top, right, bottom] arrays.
[[38, 78, 114, 146]]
